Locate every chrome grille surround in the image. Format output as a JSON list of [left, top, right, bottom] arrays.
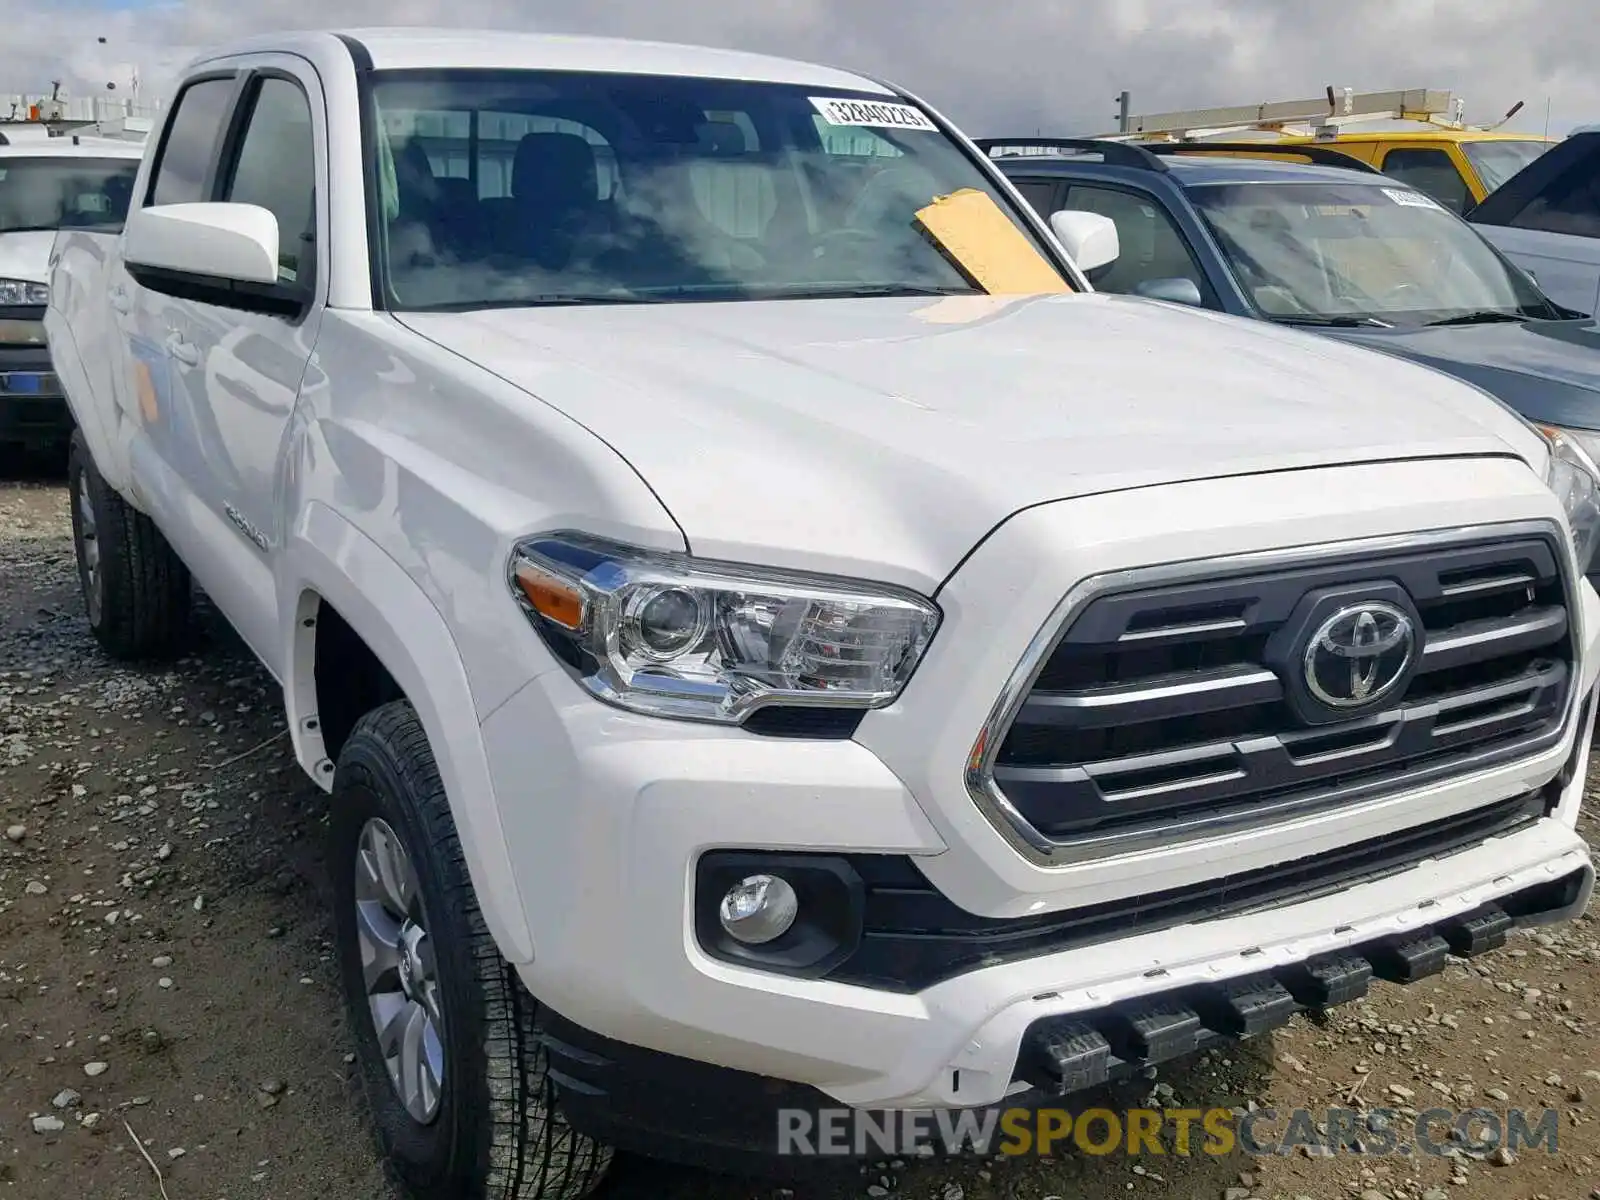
[[965, 521, 1583, 868]]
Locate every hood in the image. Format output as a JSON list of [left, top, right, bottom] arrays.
[[1325, 318, 1600, 430], [0, 231, 55, 285], [399, 292, 1546, 592]]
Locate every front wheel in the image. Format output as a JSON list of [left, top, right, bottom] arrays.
[[329, 701, 613, 1200]]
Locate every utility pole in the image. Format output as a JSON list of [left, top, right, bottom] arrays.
[[1115, 90, 1131, 133]]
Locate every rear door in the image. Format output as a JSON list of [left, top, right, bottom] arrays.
[[1468, 132, 1600, 316]]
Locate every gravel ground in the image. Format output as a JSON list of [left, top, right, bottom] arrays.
[[3, 469, 1600, 1200]]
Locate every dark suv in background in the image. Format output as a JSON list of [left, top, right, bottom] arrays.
[[987, 137, 1600, 579]]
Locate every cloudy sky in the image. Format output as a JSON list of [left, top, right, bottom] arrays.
[[6, 0, 1593, 139]]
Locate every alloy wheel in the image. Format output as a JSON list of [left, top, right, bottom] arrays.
[[354, 817, 446, 1124]]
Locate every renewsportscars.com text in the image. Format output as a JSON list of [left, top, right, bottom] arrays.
[[776, 1105, 1561, 1158]]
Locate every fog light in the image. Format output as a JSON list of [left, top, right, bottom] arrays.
[[718, 874, 799, 945]]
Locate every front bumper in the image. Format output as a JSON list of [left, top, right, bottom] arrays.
[[0, 322, 71, 446], [476, 456, 1600, 1157], [539, 851, 1591, 1170]]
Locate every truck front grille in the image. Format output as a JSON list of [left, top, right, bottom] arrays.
[[976, 526, 1575, 861]]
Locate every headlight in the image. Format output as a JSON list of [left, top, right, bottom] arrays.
[[508, 534, 942, 723], [1536, 425, 1600, 573], [0, 278, 48, 306]]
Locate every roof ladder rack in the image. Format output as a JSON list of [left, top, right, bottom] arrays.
[[1102, 87, 1523, 142]]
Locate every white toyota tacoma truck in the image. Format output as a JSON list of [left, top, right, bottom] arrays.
[[45, 26, 1600, 1200]]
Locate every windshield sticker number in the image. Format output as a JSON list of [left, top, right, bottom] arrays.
[[810, 96, 938, 132], [1382, 187, 1442, 210]]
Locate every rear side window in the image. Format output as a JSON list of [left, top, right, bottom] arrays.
[[1379, 149, 1471, 215], [221, 77, 318, 288], [149, 77, 236, 207]]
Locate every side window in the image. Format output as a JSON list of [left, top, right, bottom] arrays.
[[1010, 179, 1060, 218], [148, 77, 236, 207], [1505, 154, 1600, 240], [222, 77, 317, 289], [1060, 183, 1208, 298], [1379, 149, 1471, 215]]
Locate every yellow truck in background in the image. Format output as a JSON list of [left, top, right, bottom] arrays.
[[1107, 87, 1554, 214]]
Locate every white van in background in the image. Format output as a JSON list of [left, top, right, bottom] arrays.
[[0, 136, 141, 453]]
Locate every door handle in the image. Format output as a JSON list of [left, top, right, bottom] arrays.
[[108, 286, 131, 314], [165, 333, 200, 367]]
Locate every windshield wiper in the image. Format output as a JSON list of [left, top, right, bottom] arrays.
[[420, 294, 666, 312], [1424, 310, 1530, 327], [0, 224, 64, 235], [1271, 314, 1391, 328], [740, 284, 982, 300]]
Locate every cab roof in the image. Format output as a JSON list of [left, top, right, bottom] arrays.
[[1160, 154, 1394, 186], [187, 27, 895, 94]]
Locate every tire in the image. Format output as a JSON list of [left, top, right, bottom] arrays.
[[67, 429, 191, 660], [330, 701, 613, 1200]]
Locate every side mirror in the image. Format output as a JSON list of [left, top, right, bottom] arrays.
[[1048, 209, 1119, 274], [1133, 276, 1204, 307], [125, 202, 280, 287]]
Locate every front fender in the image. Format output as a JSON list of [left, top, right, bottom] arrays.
[[280, 499, 537, 963]]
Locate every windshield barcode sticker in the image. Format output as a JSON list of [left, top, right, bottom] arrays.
[[810, 96, 938, 132], [1382, 187, 1442, 209]]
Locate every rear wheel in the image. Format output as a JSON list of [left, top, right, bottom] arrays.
[[330, 701, 613, 1200], [67, 430, 191, 660]]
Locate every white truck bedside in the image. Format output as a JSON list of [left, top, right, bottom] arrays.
[[45, 27, 1600, 1200]]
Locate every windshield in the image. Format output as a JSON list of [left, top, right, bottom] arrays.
[[366, 69, 1065, 309], [1463, 139, 1552, 192], [1189, 180, 1561, 326], [0, 156, 138, 234]]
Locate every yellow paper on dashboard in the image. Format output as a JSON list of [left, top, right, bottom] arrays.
[[913, 188, 1070, 295]]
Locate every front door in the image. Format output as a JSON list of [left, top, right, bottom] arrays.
[[123, 72, 240, 516]]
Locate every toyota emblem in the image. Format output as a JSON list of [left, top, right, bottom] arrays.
[[1302, 601, 1416, 710]]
